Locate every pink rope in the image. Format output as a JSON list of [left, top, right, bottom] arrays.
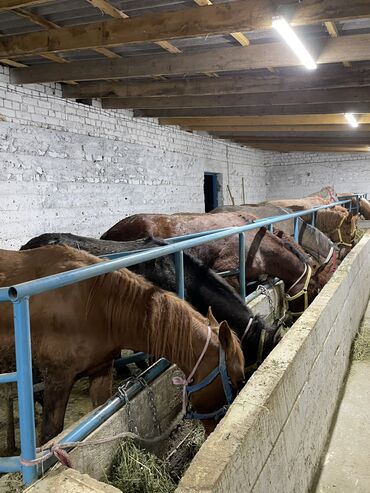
[[172, 326, 212, 415]]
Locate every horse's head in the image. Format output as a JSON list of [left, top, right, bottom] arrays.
[[179, 308, 244, 434]]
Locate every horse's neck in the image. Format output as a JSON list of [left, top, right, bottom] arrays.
[[261, 236, 306, 289], [105, 276, 215, 377]]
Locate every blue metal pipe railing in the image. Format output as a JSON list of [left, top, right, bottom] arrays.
[[0, 195, 363, 485]]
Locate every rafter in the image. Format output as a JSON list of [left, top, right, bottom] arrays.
[[325, 20, 351, 67], [158, 115, 370, 126], [12, 34, 370, 85], [244, 143, 370, 152], [186, 124, 370, 133], [12, 4, 120, 61], [62, 67, 370, 99], [2, 1, 370, 58], [133, 102, 370, 118], [101, 88, 370, 110]]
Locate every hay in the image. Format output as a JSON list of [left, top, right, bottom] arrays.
[[353, 228, 365, 246], [108, 440, 176, 493], [0, 473, 23, 493], [352, 329, 370, 361], [107, 423, 204, 493]]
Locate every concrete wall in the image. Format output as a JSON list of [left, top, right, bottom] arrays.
[[264, 151, 370, 199], [0, 65, 266, 250], [177, 234, 370, 493]]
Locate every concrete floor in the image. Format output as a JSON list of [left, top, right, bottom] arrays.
[[314, 317, 370, 492]]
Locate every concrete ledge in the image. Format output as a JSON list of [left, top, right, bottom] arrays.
[[177, 235, 370, 493]]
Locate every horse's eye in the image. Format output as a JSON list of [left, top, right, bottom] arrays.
[[237, 379, 245, 389]]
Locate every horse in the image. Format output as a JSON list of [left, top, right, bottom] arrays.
[[21, 233, 281, 374], [211, 204, 340, 266], [100, 212, 332, 317], [0, 246, 245, 442], [267, 199, 357, 251]]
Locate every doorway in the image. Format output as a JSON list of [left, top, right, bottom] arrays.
[[204, 172, 220, 212]]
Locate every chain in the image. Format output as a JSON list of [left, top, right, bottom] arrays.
[[256, 281, 288, 329], [117, 375, 162, 436]]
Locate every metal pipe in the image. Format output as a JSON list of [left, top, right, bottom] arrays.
[[174, 251, 185, 300], [0, 456, 21, 474], [40, 358, 171, 473], [239, 233, 246, 300], [0, 372, 17, 384], [13, 298, 37, 485], [4, 200, 352, 302], [294, 217, 299, 242], [311, 211, 316, 227]]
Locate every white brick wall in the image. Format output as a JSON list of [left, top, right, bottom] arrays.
[[0, 65, 266, 249], [264, 150, 370, 199]]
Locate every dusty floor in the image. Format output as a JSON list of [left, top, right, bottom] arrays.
[[313, 309, 370, 493]]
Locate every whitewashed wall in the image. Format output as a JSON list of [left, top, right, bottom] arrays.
[[264, 150, 370, 199], [0, 65, 266, 250]]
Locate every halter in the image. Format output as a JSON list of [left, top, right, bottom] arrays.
[[240, 317, 267, 373], [285, 264, 312, 317], [333, 215, 353, 248], [173, 326, 235, 421]]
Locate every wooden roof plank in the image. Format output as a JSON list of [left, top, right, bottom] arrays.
[[158, 115, 370, 125], [11, 34, 370, 84], [100, 87, 370, 109], [2, 0, 370, 58], [62, 68, 370, 99]]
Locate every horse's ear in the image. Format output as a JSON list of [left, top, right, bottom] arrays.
[[207, 306, 219, 329], [218, 320, 234, 352]]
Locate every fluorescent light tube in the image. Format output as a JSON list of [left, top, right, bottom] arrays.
[[344, 113, 359, 128], [272, 16, 317, 70]]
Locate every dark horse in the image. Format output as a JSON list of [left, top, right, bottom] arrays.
[[22, 233, 280, 374], [1, 246, 245, 442], [100, 212, 334, 315]]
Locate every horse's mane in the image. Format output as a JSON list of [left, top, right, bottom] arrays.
[[89, 265, 242, 370], [274, 228, 311, 264]]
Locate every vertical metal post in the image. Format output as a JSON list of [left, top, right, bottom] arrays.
[[239, 233, 246, 300], [13, 298, 37, 485], [268, 224, 273, 233], [311, 212, 316, 227], [294, 217, 299, 242], [349, 200, 352, 213], [174, 251, 185, 300]]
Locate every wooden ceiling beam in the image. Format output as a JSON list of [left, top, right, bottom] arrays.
[[159, 115, 370, 126], [183, 125, 370, 133], [244, 143, 370, 152], [62, 66, 370, 99], [3, 0, 370, 58], [134, 103, 370, 118], [11, 33, 370, 84], [101, 87, 370, 109], [228, 137, 370, 144]]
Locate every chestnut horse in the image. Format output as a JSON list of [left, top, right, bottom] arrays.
[[21, 233, 281, 373], [212, 204, 339, 266], [0, 246, 244, 442], [101, 212, 332, 316]]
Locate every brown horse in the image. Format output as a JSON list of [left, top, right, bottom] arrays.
[[0, 246, 244, 443], [101, 212, 332, 316], [267, 199, 357, 250], [212, 204, 339, 266]]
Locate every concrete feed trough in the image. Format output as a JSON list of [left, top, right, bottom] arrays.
[[177, 234, 370, 493]]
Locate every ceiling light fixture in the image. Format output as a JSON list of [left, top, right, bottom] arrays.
[[344, 113, 359, 128], [272, 16, 317, 70]]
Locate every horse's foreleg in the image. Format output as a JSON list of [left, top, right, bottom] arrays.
[[41, 375, 74, 445], [89, 364, 113, 407]]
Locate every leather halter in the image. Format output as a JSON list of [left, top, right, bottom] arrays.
[[285, 264, 312, 317], [173, 326, 236, 421], [241, 317, 267, 374]]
